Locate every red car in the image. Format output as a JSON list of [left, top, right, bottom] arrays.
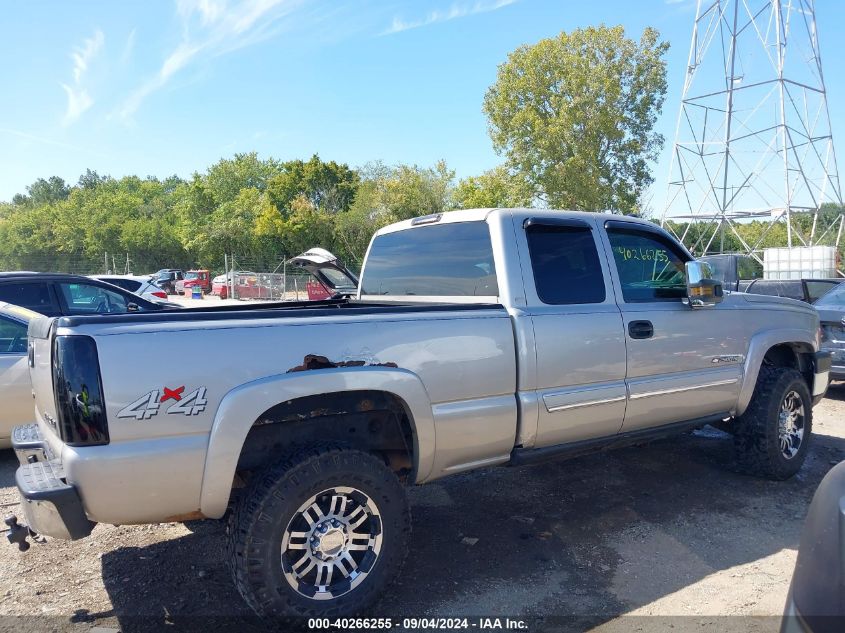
[[175, 269, 212, 295]]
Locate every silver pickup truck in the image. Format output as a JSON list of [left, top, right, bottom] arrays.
[[9, 208, 832, 618]]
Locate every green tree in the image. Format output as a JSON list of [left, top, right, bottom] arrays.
[[333, 161, 457, 261], [204, 153, 281, 204], [483, 25, 669, 214], [77, 169, 110, 190], [17, 176, 71, 206], [453, 165, 533, 209], [267, 154, 359, 214]]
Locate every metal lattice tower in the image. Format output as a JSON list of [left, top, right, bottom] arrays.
[[661, 0, 843, 258]]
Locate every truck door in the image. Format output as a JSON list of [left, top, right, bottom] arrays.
[[515, 216, 627, 447], [601, 221, 745, 431]]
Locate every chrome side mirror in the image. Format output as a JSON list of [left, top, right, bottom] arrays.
[[685, 261, 723, 308]]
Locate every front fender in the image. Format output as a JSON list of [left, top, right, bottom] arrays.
[[199, 366, 435, 519], [736, 328, 817, 416]]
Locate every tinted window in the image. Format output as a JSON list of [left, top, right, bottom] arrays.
[[526, 224, 605, 304], [807, 280, 841, 304], [320, 268, 356, 289], [0, 281, 57, 314], [362, 222, 499, 297], [0, 316, 27, 353], [607, 228, 688, 302], [58, 282, 131, 314], [745, 280, 804, 301], [816, 283, 845, 307], [737, 256, 763, 281], [100, 278, 142, 292]]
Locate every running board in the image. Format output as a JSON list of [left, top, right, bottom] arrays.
[[509, 414, 730, 467]]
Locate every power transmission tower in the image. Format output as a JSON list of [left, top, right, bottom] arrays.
[[661, 0, 843, 262]]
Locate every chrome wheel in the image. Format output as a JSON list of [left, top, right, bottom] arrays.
[[281, 486, 383, 600], [778, 390, 805, 460]]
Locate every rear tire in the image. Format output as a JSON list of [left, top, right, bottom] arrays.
[[227, 446, 410, 618], [733, 366, 812, 480]]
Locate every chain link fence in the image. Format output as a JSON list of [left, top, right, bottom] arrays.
[[7, 250, 364, 303], [220, 255, 363, 302]]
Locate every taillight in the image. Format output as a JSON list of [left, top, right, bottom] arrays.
[[52, 335, 109, 446], [152, 291, 167, 299]]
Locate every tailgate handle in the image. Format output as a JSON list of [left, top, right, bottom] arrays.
[[628, 320, 654, 340]]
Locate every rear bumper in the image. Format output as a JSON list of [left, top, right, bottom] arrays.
[[812, 351, 832, 405], [11, 424, 94, 540]]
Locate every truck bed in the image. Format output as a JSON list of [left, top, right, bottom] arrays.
[[52, 298, 505, 328]]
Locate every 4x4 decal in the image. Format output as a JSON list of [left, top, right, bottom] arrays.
[[117, 387, 208, 420]]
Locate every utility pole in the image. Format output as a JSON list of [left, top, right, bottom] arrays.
[[662, 0, 843, 264]]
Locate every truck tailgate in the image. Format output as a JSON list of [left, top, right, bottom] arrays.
[[28, 317, 59, 437]]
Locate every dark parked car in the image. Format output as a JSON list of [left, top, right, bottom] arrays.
[[781, 460, 845, 633], [815, 283, 845, 381], [738, 278, 843, 304], [153, 269, 185, 295], [0, 272, 176, 317]]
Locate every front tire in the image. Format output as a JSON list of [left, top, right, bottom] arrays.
[[733, 366, 812, 480], [228, 446, 410, 618]]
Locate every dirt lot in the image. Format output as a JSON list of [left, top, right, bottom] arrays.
[[1, 385, 844, 633]]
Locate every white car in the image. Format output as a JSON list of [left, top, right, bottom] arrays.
[[90, 275, 169, 303], [0, 302, 37, 448]]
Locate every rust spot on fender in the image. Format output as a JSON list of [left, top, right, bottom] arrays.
[[287, 354, 398, 373]]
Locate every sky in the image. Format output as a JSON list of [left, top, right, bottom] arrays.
[[1, 0, 843, 216]]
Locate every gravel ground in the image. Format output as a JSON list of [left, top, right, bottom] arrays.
[[1, 384, 844, 633]]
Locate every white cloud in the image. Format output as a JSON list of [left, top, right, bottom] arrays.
[[119, 0, 300, 120], [121, 29, 137, 64], [62, 29, 104, 125], [71, 30, 104, 83], [61, 84, 94, 125], [383, 0, 518, 35]]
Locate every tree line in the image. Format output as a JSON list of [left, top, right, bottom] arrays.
[[0, 155, 529, 274]]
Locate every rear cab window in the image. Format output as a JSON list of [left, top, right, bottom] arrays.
[[524, 222, 606, 305], [361, 222, 498, 298]]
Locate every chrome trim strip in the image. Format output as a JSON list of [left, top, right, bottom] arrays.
[[629, 378, 739, 400], [442, 454, 511, 472], [546, 395, 625, 413]]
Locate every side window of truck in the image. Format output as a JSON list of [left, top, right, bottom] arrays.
[[606, 228, 688, 302], [525, 223, 605, 304]]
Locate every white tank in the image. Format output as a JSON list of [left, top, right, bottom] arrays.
[[763, 246, 839, 279]]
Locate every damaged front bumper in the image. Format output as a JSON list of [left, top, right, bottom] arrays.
[[8, 424, 94, 543]]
